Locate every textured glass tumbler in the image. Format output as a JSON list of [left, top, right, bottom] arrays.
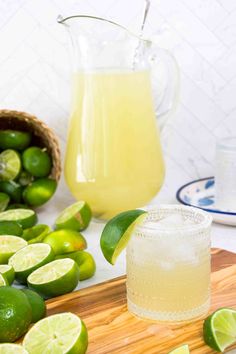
[[215, 137, 236, 210], [126, 205, 212, 322]]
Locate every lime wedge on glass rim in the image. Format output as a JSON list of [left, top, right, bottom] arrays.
[[23, 312, 88, 354], [0, 343, 28, 353], [203, 308, 236, 352], [0, 235, 27, 264], [0, 264, 15, 284], [9, 243, 54, 284], [55, 201, 92, 231], [100, 209, 147, 265], [0, 149, 21, 181], [0, 209, 37, 229], [168, 345, 190, 354], [27, 258, 80, 298]]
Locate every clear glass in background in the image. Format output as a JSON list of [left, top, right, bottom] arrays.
[[58, 15, 179, 220], [215, 137, 236, 211], [126, 205, 212, 322]]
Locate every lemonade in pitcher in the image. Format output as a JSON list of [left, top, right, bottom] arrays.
[[65, 69, 164, 219]]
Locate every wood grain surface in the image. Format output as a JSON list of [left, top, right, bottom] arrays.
[[45, 248, 236, 354]]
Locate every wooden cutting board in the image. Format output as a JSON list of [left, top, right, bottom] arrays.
[[45, 248, 236, 354]]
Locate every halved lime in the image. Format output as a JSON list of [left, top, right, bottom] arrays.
[[22, 146, 52, 178], [0, 193, 10, 212], [27, 258, 80, 298], [0, 273, 8, 286], [0, 220, 23, 236], [22, 224, 51, 244], [168, 345, 190, 354], [203, 308, 236, 352], [43, 229, 87, 255], [23, 312, 88, 354], [9, 243, 54, 284], [56, 250, 96, 281], [0, 130, 31, 150], [0, 209, 37, 229], [0, 181, 22, 202], [0, 344, 28, 353], [100, 209, 147, 265], [21, 289, 46, 323], [23, 178, 57, 207], [0, 264, 15, 284], [0, 235, 27, 264], [55, 201, 92, 231], [0, 149, 21, 181]]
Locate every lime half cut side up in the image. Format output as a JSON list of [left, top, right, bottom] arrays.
[[100, 209, 147, 265], [203, 308, 236, 352], [9, 243, 54, 284], [55, 201, 92, 231], [0, 149, 21, 181], [23, 312, 88, 354], [0, 264, 15, 284], [168, 345, 190, 354], [0, 209, 37, 229], [0, 343, 29, 353], [0, 235, 27, 264], [27, 258, 80, 298]]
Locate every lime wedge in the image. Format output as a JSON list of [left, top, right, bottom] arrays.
[[0, 344, 28, 353], [0, 193, 10, 212], [0, 235, 27, 264], [9, 243, 54, 284], [22, 224, 51, 244], [168, 345, 190, 354], [0, 273, 8, 286], [0, 209, 37, 229], [23, 312, 88, 354], [100, 209, 147, 265], [55, 201, 92, 231], [27, 259, 80, 298], [0, 264, 15, 284], [0, 220, 23, 236], [0, 149, 21, 181], [203, 308, 236, 352]]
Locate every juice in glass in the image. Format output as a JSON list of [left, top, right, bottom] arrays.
[[64, 69, 165, 219], [126, 205, 212, 322]]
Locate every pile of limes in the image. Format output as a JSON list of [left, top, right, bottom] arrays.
[[0, 129, 57, 210]]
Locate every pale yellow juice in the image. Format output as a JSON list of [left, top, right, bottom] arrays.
[[65, 69, 165, 219]]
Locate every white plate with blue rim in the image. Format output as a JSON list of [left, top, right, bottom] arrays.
[[176, 177, 236, 226]]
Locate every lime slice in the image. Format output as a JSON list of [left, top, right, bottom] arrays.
[[168, 345, 190, 354], [100, 209, 147, 265], [0, 193, 10, 212], [21, 289, 46, 323], [55, 201, 92, 231], [0, 220, 23, 236], [0, 209, 37, 229], [0, 235, 27, 264], [9, 243, 54, 284], [0, 273, 8, 286], [203, 308, 236, 352], [0, 149, 21, 181], [0, 264, 15, 284], [22, 224, 51, 244], [27, 258, 80, 298], [0, 344, 28, 353], [0, 130, 31, 150], [23, 312, 88, 354]]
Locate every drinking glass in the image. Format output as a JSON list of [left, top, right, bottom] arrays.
[[126, 205, 212, 322]]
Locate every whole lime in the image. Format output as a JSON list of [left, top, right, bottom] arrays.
[[0, 181, 22, 203], [21, 289, 46, 323], [22, 147, 52, 178], [0, 286, 32, 342], [0, 130, 31, 150], [23, 178, 57, 207]]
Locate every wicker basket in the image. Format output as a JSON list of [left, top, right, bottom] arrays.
[[0, 109, 61, 182]]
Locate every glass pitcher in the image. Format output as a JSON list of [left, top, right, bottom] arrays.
[[58, 15, 179, 220]]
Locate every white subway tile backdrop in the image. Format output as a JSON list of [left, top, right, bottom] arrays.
[[0, 0, 236, 203]]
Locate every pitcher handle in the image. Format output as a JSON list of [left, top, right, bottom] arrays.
[[149, 45, 180, 132]]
